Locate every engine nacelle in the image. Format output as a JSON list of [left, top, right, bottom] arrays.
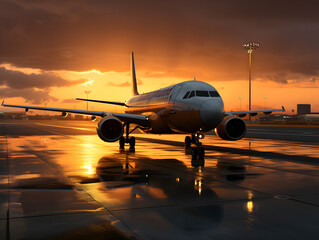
[[215, 116, 246, 140], [96, 116, 124, 142]]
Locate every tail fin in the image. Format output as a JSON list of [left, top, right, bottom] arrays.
[[131, 52, 139, 96]]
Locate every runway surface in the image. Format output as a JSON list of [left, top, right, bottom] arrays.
[[1, 120, 319, 239]]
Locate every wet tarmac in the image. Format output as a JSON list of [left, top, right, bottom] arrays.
[[1, 120, 319, 240]]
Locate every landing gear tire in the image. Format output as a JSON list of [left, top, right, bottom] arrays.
[[119, 136, 125, 149], [191, 147, 198, 160], [129, 137, 136, 150], [198, 147, 205, 160], [191, 147, 205, 167], [185, 136, 191, 148], [192, 147, 205, 159]]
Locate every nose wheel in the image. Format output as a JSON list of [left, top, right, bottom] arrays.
[[191, 145, 205, 161], [185, 132, 205, 163]]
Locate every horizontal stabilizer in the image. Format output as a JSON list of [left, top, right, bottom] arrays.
[[76, 98, 128, 107]]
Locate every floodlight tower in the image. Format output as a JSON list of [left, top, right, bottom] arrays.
[[242, 43, 260, 120], [84, 90, 91, 110]]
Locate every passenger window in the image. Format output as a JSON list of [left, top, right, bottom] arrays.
[[183, 91, 190, 99], [196, 91, 209, 97], [209, 91, 220, 97], [188, 91, 195, 98]]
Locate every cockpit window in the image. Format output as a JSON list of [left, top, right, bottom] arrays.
[[183, 91, 190, 99], [209, 91, 220, 97], [186, 90, 220, 98], [196, 91, 209, 97]]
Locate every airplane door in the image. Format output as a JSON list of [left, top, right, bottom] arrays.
[[169, 85, 183, 113], [167, 85, 185, 132]]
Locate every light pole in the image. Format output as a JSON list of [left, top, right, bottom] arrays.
[[81, 80, 94, 111], [238, 97, 243, 111], [263, 96, 268, 110], [84, 90, 91, 111], [242, 43, 260, 120]]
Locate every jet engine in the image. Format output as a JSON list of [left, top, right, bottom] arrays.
[[215, 116, 246, 140], [96, 116, 124, 142]]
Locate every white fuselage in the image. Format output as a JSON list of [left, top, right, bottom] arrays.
[[125, 81, 225, 134]]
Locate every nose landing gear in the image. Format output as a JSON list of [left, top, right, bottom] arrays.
[[185, 131, 205, 166]]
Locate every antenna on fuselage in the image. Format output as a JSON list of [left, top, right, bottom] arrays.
[[131, 52, 139, 96]]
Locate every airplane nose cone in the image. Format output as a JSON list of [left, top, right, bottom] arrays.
[[200, 99, 224, 127]]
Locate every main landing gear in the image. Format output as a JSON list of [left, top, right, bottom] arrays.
[[185, 132, 205, 166], [120, 123, 137, 151]]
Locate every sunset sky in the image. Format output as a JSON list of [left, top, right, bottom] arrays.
[[0, 0, 318, 113]]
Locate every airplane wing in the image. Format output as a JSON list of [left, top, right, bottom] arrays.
[[1, 101, 149, 127], [225, 106, 285, 117], [76, 98, 128, 107]]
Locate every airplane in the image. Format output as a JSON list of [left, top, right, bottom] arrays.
[[2, 52, 285, 160]]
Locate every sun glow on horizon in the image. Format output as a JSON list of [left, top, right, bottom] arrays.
[[81, 79, 95, 86], [78, 69, 104, 75]]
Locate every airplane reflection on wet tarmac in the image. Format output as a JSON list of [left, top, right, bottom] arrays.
[[94, 152, 225, 231], [74, 150, 263, 239]]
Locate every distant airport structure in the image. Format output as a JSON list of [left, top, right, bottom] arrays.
[[297, 104, 311, 115], [0, 111, 88, 120], [0, 111, 26, 119], [259, 103, 319, 123]]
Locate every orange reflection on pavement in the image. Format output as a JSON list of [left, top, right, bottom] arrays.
[[246, 201, 253, 213]]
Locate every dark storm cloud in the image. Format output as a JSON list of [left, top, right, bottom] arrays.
[[0, 0, 318, 83], [0, 67, 83, 89], [0, 87, 58, 104]]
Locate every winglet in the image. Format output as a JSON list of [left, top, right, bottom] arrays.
[[1, 100, 4, 106], [282, 106, 285, 112], [131, 52, 139, 96]]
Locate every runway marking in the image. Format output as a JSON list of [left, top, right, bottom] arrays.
[[247, 131, 319, 137], [35, 123, 94, 131], [248, 124, 319, 128]]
